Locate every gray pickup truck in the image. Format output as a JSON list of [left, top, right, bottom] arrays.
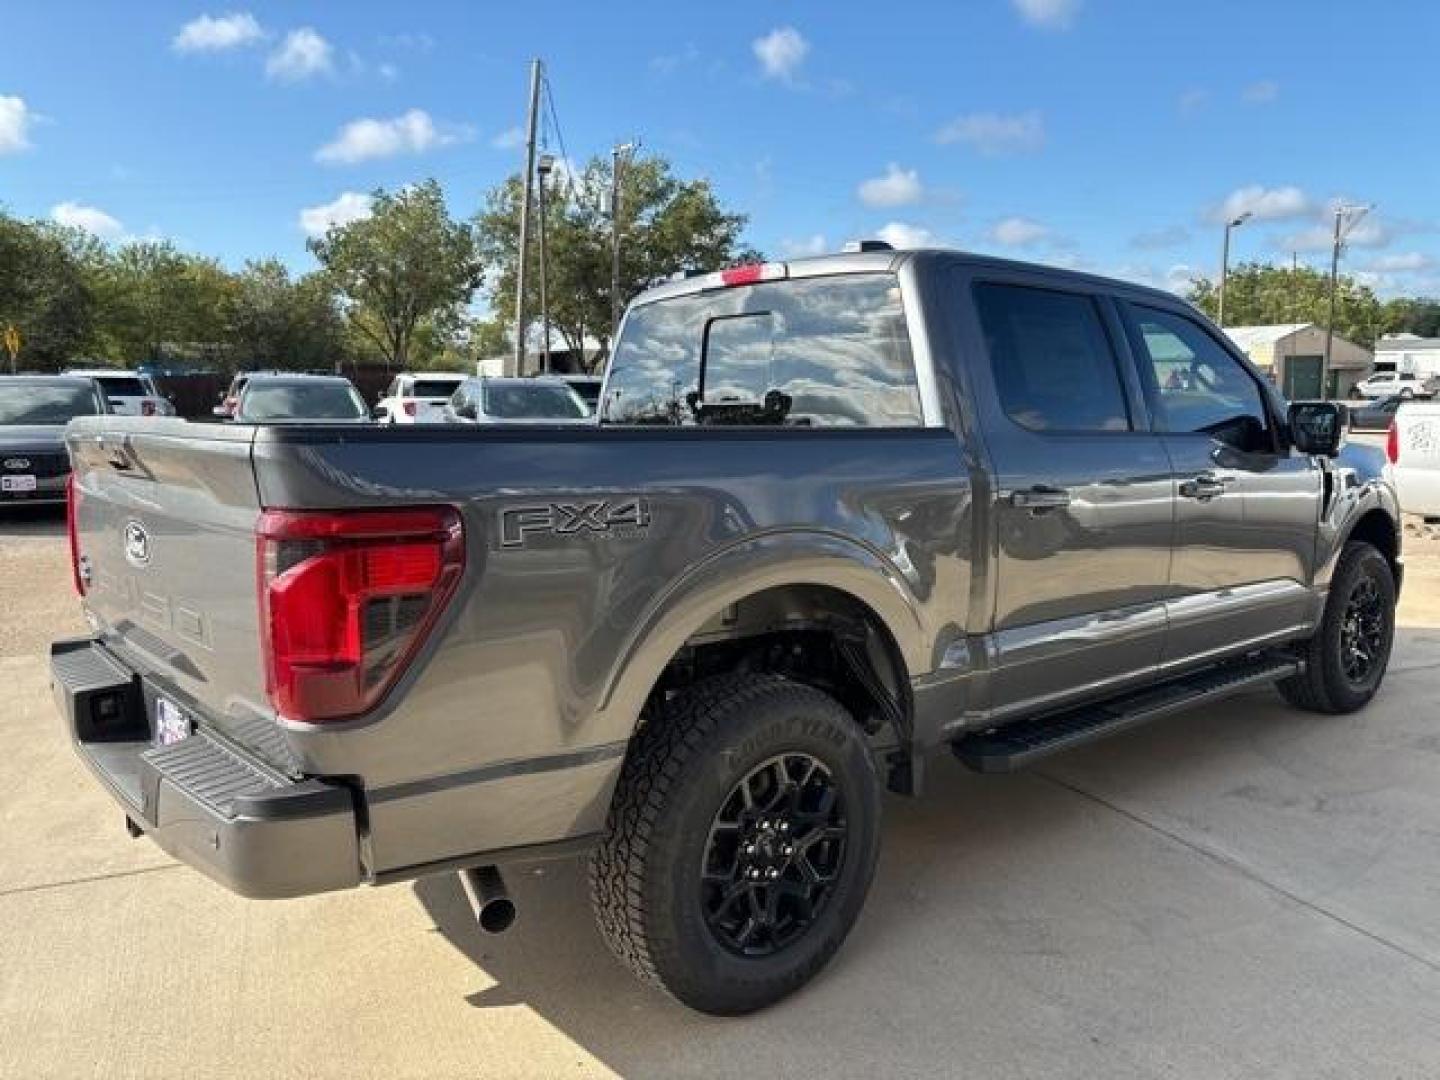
[[52, 248, 1400, 1014]]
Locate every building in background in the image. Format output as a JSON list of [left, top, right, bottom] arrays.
[[1224, 323, 1372, 399], [1374, 334, 1440, 380]]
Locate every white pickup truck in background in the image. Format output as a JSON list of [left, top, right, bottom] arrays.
[[1387, 402, 1440, 519], [65, 369, 175, 416]]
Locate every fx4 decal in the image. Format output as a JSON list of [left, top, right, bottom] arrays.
[[499, 498, 652, 548]]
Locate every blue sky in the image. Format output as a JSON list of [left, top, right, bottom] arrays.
[[4, 0, 1438, 299]]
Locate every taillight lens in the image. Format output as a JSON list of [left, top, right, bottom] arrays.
[[402, 401, 417, 417], [142, 400, 156, 417], [66, 473, 85, 596], [256, 507, 464, 723], [1386, 421, 1399, 464]]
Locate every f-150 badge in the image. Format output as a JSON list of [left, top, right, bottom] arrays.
[[499, 498, 652, 548]]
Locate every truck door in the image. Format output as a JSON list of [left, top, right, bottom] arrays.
[[1117, 301, 1322, 668], [960, 275, 1174, 720]]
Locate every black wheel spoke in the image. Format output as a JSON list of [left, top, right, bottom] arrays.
[[699, 751, 848, 958]]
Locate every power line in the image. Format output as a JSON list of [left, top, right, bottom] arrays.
[[541, 72, 577, 202]]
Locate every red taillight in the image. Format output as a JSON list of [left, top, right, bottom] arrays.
[[402, 401, 418, 417], [256, 507, 464, 723], [66, 473, 85, 596], [1386, 421, 1399, 464]]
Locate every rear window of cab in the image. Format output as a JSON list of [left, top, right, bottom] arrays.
[[601, 273, 923, 427]]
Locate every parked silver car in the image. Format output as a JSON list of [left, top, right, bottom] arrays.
[[234, 374, 370, 424], [443, 376, 591, 424]]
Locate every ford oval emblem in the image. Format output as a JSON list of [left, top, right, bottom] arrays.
[[123, 521, 151, 566], [3, 457, 29, 471]]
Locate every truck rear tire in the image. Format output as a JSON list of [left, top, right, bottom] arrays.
[[1279, 541, 1395, 714], [589, 673, 883, 1015]]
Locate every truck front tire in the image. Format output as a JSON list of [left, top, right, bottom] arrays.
[[589, 673, 883, 1015], [1279, 541, 1396, 714]]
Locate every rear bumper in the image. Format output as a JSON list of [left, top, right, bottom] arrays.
[[50, 638, 361, 898]]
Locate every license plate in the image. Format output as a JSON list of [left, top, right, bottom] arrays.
[[154, 697, 192, 746], [1, 475, 36, 493]]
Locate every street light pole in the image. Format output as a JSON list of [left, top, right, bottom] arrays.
[[536, 154, 554, 376], [1217, 211, 1251, 328], [1323, 203, 1373, 400], [610, 141, 636, 345], [512, 59, 542, 378]]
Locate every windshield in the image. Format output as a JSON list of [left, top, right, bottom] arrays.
[[483, 383, 588, 419], [0, 382, 100, 425], [601, 273, 922, 427], [413, 378, 464, 398], [239, 383, 367, 421], [96, 376, 148, 397]]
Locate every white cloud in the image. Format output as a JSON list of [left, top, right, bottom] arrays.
[[935, 110, 1044, 156], [173, 12, 264, 53], [1210, 184, 1313, 224], [1011, 0, 1080, 30], [780, 234, 828, 258], [1178, 88, 1209, 114], [266, 28, 334, 81], [753, 27, 809, 81], [0, 95, 33, 155], [378, 62, 400, 83], [1366, 252, 1432, 273], [51, 201, 125, 240], [1165, 263, 1201, 294], [1242, 79, 1280, 104], [1131, 224, 1190, 250], [299, 191, 373, 237], [315, 108, 470, 164], [1283, 216, 1390, 254], [876, 222, 937, 250], [490, 125, 524, 150], [988, 216, 1051, 247], [857, 163, 923, 208]]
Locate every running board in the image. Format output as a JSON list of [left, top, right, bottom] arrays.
[[952, 654, 1300, 774]]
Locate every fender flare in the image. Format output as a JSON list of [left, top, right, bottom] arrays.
[[592, 529, 930, 743]]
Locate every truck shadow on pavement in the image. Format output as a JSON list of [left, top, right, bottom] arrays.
[[409, 658, 1440, 1075], [0, 505, 65, 538]]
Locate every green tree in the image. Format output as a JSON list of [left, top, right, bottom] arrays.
[[225, 259, 346, 371], [475, 154, 758, 369], [0, 213, 99, 371], [91, 241, 235, 364], [1381, 297, 1440, 339], [1187, 261, 1385, 348], [308, 180, 483, 370]]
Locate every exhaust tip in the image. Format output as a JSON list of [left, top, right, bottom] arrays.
[[478, 896, 517, 934], [459, 864, 516, 934]]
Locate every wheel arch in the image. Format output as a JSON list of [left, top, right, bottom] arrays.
[[594, 532, 930, 779]]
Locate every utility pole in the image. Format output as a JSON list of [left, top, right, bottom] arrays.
[[1323, 203, 1373, 400], [537, 154, 554, 375], [511, 59, 542, 378], [1217, 211, 1251, 328], [610, 141, 636, 344]]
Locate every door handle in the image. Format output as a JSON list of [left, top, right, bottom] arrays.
[[1009, 486, 1072, 510], [1179, 473, 1231, 500]]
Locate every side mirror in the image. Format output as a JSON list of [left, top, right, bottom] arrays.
[[1289, 401, 1346, 457]]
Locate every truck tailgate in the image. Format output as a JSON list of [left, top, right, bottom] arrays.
[[66, 418, 287, 768]]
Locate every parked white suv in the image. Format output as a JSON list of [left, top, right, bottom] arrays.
[[375, 373, 467, 424], [65, 369, 175, 416], [1352, 371, 1438, 400]]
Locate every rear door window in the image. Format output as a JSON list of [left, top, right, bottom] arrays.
[[602, 273, 922, 427], [972, 283, 1132, 433]]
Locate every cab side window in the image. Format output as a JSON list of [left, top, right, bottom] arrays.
[[973, 283, 1132, 433], [1127, 305, 1272, 454]]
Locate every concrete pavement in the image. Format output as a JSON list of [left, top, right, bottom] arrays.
[[3, 507, 1440, 1078]]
